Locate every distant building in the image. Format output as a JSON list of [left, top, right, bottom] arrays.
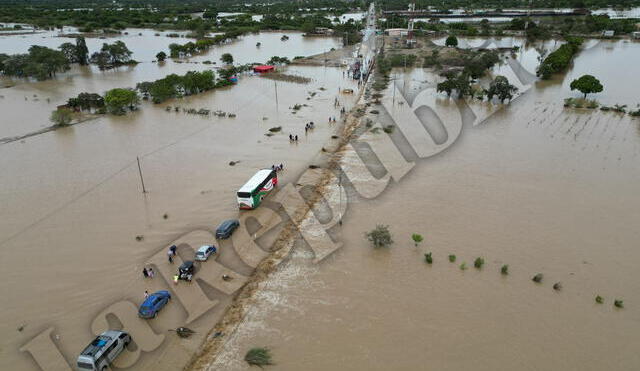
[[314, 27, 334, 35], [385, 28, 409, 37], [633, 31, 640, 39], [602, 30, 615, 37]]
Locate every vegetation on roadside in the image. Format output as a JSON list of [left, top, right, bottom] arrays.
[[245, 347, 273, 367]]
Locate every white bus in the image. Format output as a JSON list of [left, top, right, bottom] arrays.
[[237, 169, 278, 209]]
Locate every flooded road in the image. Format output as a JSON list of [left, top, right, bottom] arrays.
[[0, 27, 356, 369], [206, 40, 640, 370]]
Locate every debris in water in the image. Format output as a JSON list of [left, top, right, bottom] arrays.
[[228, 113, 236, 118], [169, 327, 196, 338], [331, 135, 338, 139], [265, 133, 274, 137], [17, 324, 25, 332], [268, 126, 282, 132], [260, 72, 311, 84], [308, 165, 319, 169], [262, 116, 268, 121], [229, 161, 240, 166], [553, 282, 562, 291], [163, 213, 169, 219], [135, 235, 144, 241]]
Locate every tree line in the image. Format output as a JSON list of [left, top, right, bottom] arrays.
[[0, 38, 136, 80]]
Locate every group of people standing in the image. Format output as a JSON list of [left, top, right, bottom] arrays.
[[142, 267, 155, 278]]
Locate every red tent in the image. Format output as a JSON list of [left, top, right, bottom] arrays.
[[253, 65, 275, 73]]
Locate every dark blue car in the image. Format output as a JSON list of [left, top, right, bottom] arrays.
[[215, 219, 240, 239], [138, 290, 171, 319]]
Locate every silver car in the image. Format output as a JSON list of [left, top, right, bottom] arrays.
[[77, 330, 130, 370], [195, 245, 217, 261]]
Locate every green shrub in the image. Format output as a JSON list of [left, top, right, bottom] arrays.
[[411, 233, 423, 247], [614, 299, 624, 308], [595, 295, 604, 304], [532, 273, 543, 283], [365, 225, 393, 248], [474, 257, 484, 269], [553, 282, 562, 291], [460, 262, 467, 270], [424, 252, 433, 264], [448, 254, 456, 263], [245, 347, 273, 367], [501, 264, 509, 275]]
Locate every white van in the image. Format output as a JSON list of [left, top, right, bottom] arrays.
[[76, 330, 131, 370]]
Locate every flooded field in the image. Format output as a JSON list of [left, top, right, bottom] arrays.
[[206, 40, 640, 370], [0, 30, 342, 138], [0, 28, 356, 370]]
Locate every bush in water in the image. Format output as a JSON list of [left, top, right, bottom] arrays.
[[365, 225, 393, 248], [474, 257, 485, 269], [412, 233, 423, 247], [424, 252, 433, 264], [448, 254, 456, 263], [501, 264, 509, 275]]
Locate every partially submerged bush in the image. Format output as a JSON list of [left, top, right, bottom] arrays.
[[553, 282, 562, 291], [460, 262, 467, 270], [595, 295, 604, 304], [501, 264, 509, 275], [448, 254, 456, 263], [412, 233, 423, 247], [532, 273, 543, 283], [365, 225, 393, 248], [614, 299, 624, 308], [245, 347, 273, 367], [424, 252, 433, 264], [474, 257, 484, 269]]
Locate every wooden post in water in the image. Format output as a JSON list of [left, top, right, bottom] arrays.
[[137, 156, 147, 193], [274, 81, 279, 112]]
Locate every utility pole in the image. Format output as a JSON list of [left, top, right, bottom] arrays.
[[137, 156, 147, 193], [274, 81, 278, 111]]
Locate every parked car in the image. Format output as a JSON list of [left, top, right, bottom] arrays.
[[195, 245, 217, 261], [77, 330, 130, 370], [178, 260, 195, 281], [216, 219, 239, 239], [138, 290, 171, 319]]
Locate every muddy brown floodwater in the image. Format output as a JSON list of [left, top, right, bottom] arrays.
[[0, 28, 356, 370], [206, 40, 640, 370]]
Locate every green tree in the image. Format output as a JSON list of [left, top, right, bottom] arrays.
[[445, 35, 458, 47], [50, 107, 73, 127], [76, 37, 89, 65], [245, 347, 273, 367], [486, 75, 518, 103], [104, 88, 139, 115], [59, 42, 78, 63], [220, 53, 234, 65], [366, 225, 393, 248], [156, 51, 167, 62], [570, 74, 603, 99]]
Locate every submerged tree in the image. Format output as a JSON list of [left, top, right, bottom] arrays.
[[104, 88, 139, 115], [366, 225, 393, 248], [220, 53, 234, 65], [156, 51, 167, 62], [50, 107, 73, 127], [570, 74, 603, 99], [485, 75, 518, 103], [76, 36, 89, 65]]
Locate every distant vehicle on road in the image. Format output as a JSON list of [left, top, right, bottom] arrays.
[[138, 290, 171, 319], [195, 245, 217, 261], [76, 330, 130, 370], [216, 219, 240, 239]]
